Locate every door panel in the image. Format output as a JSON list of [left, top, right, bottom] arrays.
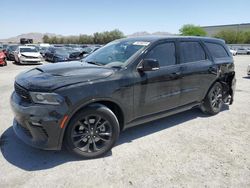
[[133, 65, 182, 118], [178, 40, 217, 106], [179, 60, 215, 105]]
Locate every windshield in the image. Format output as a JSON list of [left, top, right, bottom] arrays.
[[20, 47, 38, 53], [55, 48, 69, 55], [84, 40, 150, 67]]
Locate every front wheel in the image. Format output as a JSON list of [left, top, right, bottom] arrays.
[[64, 104, 120, 158], [3, 59, 7, 66], [201, 82, 223, 115]]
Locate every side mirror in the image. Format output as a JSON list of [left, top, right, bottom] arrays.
[[137, 59, 159, 72]]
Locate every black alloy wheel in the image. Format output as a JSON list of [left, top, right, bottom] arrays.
[[201, 82, 223, 115], [72, 115, 113, 153], [65, 104, 120, 158]]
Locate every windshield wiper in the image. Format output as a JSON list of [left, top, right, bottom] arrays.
[[85, 61, 103, 66]]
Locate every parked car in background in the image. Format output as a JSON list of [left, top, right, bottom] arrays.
[[25, 44, 40, 51], [248, 48, 250, 54], [0, 50, 7, 66], [6, 45, 19, 61], [44, 47, 70, 62], [1, 44, 9, 56], [14, 46, 43, 64], [39, 46, 49, 57], [11, 36, 236, 158], [39, 43, 50, 48], [81, 46, 100, 57], [44, 47, 83, 62], [229, 48, 237, 56], [237, 47, 250, 55]]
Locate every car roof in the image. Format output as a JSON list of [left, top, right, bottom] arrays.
[[118, 35, 225, 44]]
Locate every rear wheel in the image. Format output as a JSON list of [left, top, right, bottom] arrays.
[[201, 82, 223, 115], [65, 104, 120, 158]]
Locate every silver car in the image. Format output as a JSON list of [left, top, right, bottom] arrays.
[[237, 48, 250, 55]]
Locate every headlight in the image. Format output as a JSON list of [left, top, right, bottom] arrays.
[[30, 92, 64, 105]]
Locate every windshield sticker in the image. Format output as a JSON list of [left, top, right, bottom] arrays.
[[133, 41, 150, 46]]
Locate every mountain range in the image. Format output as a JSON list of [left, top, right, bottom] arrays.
[[0, 31, 174, 43], [0, 33, 63, 43]]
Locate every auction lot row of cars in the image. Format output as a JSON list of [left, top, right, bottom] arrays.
[[229, 47, 250, 56], [0, 43, 102, 66]]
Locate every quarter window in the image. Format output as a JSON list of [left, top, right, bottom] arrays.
[[180, 42, 206, 63], [205, 42, 229, 58], [145, 42, 176, 67]]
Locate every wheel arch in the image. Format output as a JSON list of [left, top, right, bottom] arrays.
[[58, 98, 125, 149], [203, 72, 235, 102]]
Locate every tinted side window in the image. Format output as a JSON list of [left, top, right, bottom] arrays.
[[145, 42, 176, 67], [205, 42, 229, 58], [180, 42, 206, 63]]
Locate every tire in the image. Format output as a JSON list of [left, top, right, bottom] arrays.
[[64, 104, 120, 158], [4, 59, 7, 66], [201, 82, 223, 115]]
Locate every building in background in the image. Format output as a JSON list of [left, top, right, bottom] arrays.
[[202, 23, 250, 37]]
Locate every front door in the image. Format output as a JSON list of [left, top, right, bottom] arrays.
[[133, 41, 182, 118]]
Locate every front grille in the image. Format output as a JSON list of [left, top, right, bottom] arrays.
[[21, 55, 38, 59], [14, 83, 32, 102]]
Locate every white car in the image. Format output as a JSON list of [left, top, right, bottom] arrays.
[[14, 46, 43, 64], [237, 48, 250, 55], [229, 48, 237, 56], [247, 64, 250, 76]]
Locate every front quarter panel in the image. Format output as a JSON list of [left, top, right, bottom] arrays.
[[55, 69, 134, 148]]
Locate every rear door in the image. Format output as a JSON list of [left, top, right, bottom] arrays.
[[177, 40, 215, 106]]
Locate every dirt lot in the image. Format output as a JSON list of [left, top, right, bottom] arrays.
[[0, 57, 250, 188]]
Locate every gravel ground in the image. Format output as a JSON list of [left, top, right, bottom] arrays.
[[0, 57, 250, 188]]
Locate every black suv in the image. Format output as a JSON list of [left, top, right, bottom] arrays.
[[11, 36, 236, 158]]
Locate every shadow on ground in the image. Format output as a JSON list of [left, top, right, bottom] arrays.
[[242, 76, 250, 79], [0, 106, 229, 171], [12, 61, 43, 66]]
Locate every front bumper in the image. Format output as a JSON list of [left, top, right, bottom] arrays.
[[10, 92, 68, 150], [19, 57, 42, 64]]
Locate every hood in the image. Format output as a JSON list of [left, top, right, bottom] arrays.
[[15, 61, 114, 91], [21, 52, 41, 57]]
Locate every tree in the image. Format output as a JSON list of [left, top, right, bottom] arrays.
[[179, 24, 207, 36], [42, 29, 125, 44], [244, 31, 250, 44], [213, 30, 250, 44], [42, 35, 50, 43], [214, 30, 237, 44]]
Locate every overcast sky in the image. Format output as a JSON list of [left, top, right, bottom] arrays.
[[1, 0, 250, 38]]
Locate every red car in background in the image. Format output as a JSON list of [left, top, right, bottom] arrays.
[[0, 50, 7, 66]]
